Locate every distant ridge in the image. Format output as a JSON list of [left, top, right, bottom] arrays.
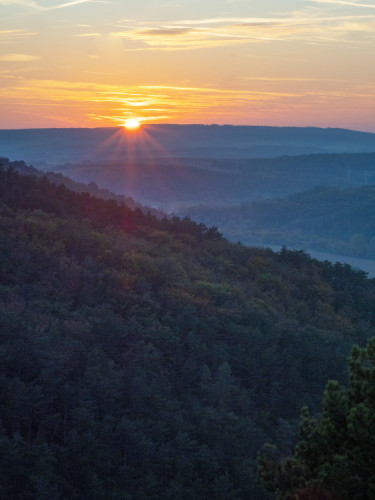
[[1, 125, 375, 165]]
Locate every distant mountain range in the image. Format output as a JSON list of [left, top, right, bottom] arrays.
[[1, 125, 375, 165], [10, 151, 373, 211]]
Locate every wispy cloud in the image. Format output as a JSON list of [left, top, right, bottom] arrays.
[[139, 84, 298, 97], [0, 0, 109, 10], [113, 12, 375, 51], [236, 76, 340, 82], [309, 0, 375, 8], [0, 77, 306, 126], [0, 53, 40, 61], [46, 0, 109, 10], [1, 76, 374, 128], [112, 24, 249, 51], [0, 29, 38, 45], [0, 0, 38, 6], [73, 32, 101, 37]]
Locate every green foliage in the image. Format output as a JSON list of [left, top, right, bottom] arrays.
[[259, 337, 375, 499], [1, 161, 375, 498]]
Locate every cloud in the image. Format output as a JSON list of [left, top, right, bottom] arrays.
[[73, 32, 101, 37], [2, 76, 374, 129], [0, 77, 304, 127], [139, 27, 194, 36], [0, 29, 38, 44], [112, 22, 267, 51], [0, 0, 109, 10], [309, 0, 375, 8], [236, 76, 339, 82], [0, 0, 39, 6], [113, 13, 375, 50], [45, 0, 109, 10], [0, 53, 41, 61]]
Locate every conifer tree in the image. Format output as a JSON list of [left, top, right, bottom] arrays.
[[258, 336, 375, 499]]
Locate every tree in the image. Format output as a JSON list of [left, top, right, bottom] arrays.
[[258, 337, 375, 500]]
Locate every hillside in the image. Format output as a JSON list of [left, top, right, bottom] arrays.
[[182, 185, 375, 260], [1, 164, 375, 498], [0, 158, 163, 218]]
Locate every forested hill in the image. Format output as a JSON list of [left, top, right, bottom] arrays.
[[0, 157, 163, 218], [1, 163, 375, 498], [183, 185, 375, 259]]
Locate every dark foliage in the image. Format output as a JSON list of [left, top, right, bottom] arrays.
[[258, 337, 375, 499], [1, 162, 375, 498], [0, 157, 164, 219]]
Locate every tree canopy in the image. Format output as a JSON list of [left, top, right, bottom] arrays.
[[259, 336, 375, 499], [1, 160, 375, 498]]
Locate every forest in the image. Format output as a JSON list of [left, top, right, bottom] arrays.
[[183, 185, 375, 259], [1, 160, 375, 498]]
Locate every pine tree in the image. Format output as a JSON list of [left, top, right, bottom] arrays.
[[258, 337, 375, 499]]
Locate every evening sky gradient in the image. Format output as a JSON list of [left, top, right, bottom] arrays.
[[1, 0, 374, 130]]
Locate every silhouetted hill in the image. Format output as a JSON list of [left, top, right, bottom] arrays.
[[1, 125, 375, 166], [1, 163, 375, 498], [0, 157, 164, 218]]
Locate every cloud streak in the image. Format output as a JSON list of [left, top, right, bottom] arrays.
[[1, 75, 374, 129], [113, 12, 375, 51], [73, 32, 101, 37], [0, 29, 38, 44], [0, 0, 109, 10], [0, 77, 306, 126], [0, 53, 40, 61], [309, 0, 375, 8]]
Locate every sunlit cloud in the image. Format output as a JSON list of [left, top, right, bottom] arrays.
[[1, 75, 374, 130], [87, 113, 171, 124], [0, 53, 41, 61], [73, 32, 101, 37], [112, 25, 249, 51], [0, 29, 38, 44], [0, 29, 35, 36], [0, 77, 306, 127], [113, 12, 375, 50], [139, 85, 299, 97]]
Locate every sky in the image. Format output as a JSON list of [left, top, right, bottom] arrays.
[[1, 0, 375, 131]]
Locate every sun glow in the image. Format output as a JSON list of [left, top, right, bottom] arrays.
[[124, 118, 141, 130]]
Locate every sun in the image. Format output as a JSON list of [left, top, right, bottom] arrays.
[[123, 118, 141, 131]]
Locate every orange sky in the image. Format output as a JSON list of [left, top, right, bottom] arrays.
[[1, 0, 375, 131]]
